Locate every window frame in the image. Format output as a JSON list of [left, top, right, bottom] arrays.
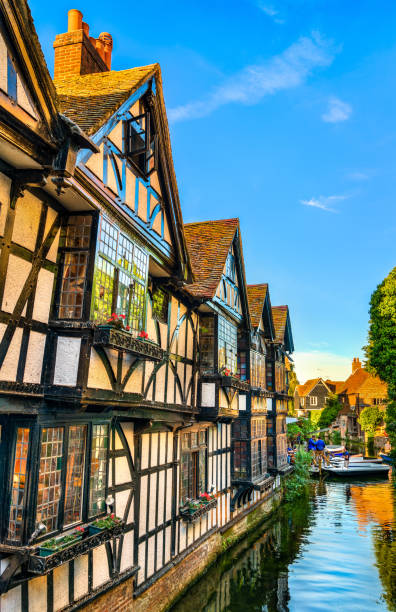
[[2, 420, 110, 545], [217, 315, 238, 375], [124, 111, 158, 178], [310, 396, 318, 406], [179, 427, 207, 502]]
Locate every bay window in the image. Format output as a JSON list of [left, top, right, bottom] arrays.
[[251, 418, 267, 480], [232, 419, 248, 480], [218, 316, 237, 374], [92, 217, 148, 331], [180, 429, 207, 502], [250, 351, 266, 388], [5, 422, 109, 544]]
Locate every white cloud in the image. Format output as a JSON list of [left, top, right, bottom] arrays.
[[300, 194, 347, 213], [257, 3, 285, 24], [168, 33, 336, 122], [322, 96, 352, 123], [347, 171, 369, 181], [293, 351, 353, 383]]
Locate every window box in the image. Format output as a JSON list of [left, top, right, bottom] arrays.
[[28, 520, 125, 575], [220, 375, 250, 392], [93, 326, 164, 361], [38, 532, 84, 557], [179, 497, 217, 523]]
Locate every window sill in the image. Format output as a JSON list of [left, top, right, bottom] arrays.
[[93, 326, 164, 361], [179, 498, 217, 523], [28, 521, 125, 575]]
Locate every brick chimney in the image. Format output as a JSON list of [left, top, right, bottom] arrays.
[[53, 9, 113, 79], [352, 357, 362, 373]]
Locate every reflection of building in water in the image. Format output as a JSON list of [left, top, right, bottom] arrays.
[[350, 482, 396, 611], [349, 483, 394, 531]]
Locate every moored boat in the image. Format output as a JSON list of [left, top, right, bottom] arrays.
[[323, 463, 391, 477]]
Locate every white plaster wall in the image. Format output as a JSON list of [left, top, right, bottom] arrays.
[[85, 143, 104, 180], [87, 348, 113, 390], [33, 268, 54, 323], [53, 563, 69, 611], [155, 364, 166, 403], [0, 325, 22, 381], [44, 207, 60, 263], [139, 475, 148, 536], [0, 172, 10, 236], [120, 422, 134, 459], [239, 394, 247, 411], [108, 121, 123, 150], [148, 473, 157, 531], [0, 33, 7, 93], [120, 529, 134, 572], [165, 468, 172, 522], [159, 431, 167, 464], [201, 382, 215, 407], [144, 361, 154, 400], [151, 433, 158, 466], [167, 432, 173, 463], [116, 489, 130, 520], [141, 434, 150, 470], [12, 191, 41, 250], [0, 585, 21, 611], [137, 543, 145, 585], [147, 535, 155, 577], [53, 336, 81, 386], [74, 555, 89, 599], [137, 181, 147, 221], [2, 255, 30, 314], [92, 545, 110, 589], [28, 575, 46, 612], [24, 331, 45, 383], [179, 521, 186, 552], [115, 455, 130, 485], [165, 526, 171, 564], [17, 74, 37, 117], [124, 167, 136, 211], [123, 360, 143, 394], [158, 470, 165, 521]]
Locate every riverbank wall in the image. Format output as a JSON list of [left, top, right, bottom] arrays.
[[83, 484, 283, 612]]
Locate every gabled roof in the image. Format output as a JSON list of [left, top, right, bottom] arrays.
[[272, 305, 294, 352], [296, 378, 331, 397], [247, 283, 275, 339], [55, 65, 157, 135], [325, 379, 345, 394], [358, 373, 388, 397], [247, 284, 268, 328], [184, 218, 239, 299]]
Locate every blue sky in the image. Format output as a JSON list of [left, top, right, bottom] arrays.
[[30, 0, 396, 382]]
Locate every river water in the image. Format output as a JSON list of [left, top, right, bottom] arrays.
[[171, 476, 396, 612]]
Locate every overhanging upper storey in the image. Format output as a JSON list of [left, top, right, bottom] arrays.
[[55, 64, 192, 281]]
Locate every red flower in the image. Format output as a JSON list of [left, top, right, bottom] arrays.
[[121, 314, 125, 319], [126, 325, 130, 331], [111, 313, 116, 317], [111, 513, 115, 519]]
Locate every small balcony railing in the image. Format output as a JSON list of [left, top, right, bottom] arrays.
[[93, 326, 164, 361]]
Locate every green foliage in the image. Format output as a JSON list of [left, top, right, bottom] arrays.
[[358, 405, 383, 436], [309, 409, 323, 430], [365, 267, 396, 452], [365, 267, 396, 397], [284, 449, 311, 502], [317, 394, 342, 429], [331, 430, 341, 444], [287, 419, 314, 443], [287, 363, 299, 415]]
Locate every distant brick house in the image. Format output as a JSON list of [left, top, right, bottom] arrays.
[[294, 378, 333, 415]]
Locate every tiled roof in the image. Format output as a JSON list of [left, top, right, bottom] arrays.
[[272, 306, 288, 343], [296, 378, 322, 397], [54, 65, 158, 135], [358, 374, 388, 398], [325, 379, 345, 394], [247, 284, 268, 328], [337, 368, 370, 395], [184, 219, 239, 299]]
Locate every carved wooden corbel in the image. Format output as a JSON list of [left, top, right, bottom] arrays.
[[10, 168, 49, 208]]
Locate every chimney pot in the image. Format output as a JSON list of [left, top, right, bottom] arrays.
[[95, 38, 105, 60], [82, 22, 89, 37], [99, 32, 113, 69], [352, 357, 362, 373], [68, 9, 83, 32]]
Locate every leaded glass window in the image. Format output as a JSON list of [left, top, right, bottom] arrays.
[[250, 350, 266, 389], [36, 427, 64, 533], [233, 441, 248, 479], [89, 425, 109, 517], [58, 215, 92, 319], [200, 316, 215, 373], [218, 316, 237, 374], [152, 287, 169, 324], [64, 425, 87, 526], [8, 428, 30, 541], [92, 217, 148, 331], [180, 428, 207, 502]]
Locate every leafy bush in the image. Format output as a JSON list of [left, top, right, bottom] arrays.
[[331, 430, 341, 444], [317, 394, 342, 429], [284, 449, 311, 502], [358, 405, 383, 436]]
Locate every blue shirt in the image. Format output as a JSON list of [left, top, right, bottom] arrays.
[[316, 439, 325, 451], [308, 438, 316, 451]]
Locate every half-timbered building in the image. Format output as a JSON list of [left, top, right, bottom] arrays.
[[0, 4, 296, 611]]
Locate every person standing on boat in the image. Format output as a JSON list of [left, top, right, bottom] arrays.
[[315, 436, 330, 466], [308, 436, 316, 452]]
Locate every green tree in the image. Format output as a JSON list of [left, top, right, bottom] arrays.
[[364, 267, 396, 453], [317, 394, 342, 429], [287, 363, 299, 415], [358, 405, 383, 437]]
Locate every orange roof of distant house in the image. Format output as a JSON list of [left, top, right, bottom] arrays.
[[357, 373, 388, 398], [337, 368, 370, 395], [184, 218, 240, 299], [272, 306, 288, 343], [247, 284, 268, 328], [325, 379, 345, 394], [296, 378, 324, 397]]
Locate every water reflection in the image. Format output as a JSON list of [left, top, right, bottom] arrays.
[[171, 477, 396, 612]]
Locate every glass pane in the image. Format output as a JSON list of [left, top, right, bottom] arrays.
[[59, 252, 88, 319], [89, 424, 109, 517], [64, 425, 87, 526], [65, 215, 92, 248], [198, 448, 206, 495], [218, 316, 237, 374], [8, 428, 30, 540], [233, 441, 248, 480], [92, 256, 114, 323], [180, 451, 191, 502], [36, 427, 64, 533]]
